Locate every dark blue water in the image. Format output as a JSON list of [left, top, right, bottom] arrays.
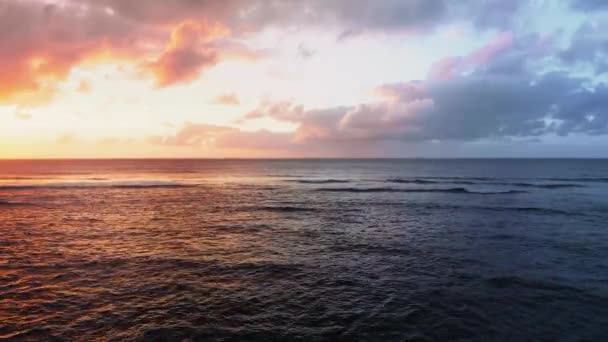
[[1, 159, 607, 341]]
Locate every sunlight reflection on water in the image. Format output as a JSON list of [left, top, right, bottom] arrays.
[[1, 159, 608, 340]]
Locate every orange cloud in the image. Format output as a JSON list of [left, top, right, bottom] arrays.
[[0, 1, 144, 106], [77, 79, 92, 93], [147, 21, 228, 86], [0, 55, 60, 106], [212, 93, 240, 105], [0, 2, 254, 106]]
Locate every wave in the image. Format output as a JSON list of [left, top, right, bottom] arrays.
[[0, 199, 38, 207], [315, 187, 527, 195], [495, 182, 584, 189], [0, 181, 192, 190], [421, 176, 497, 181], [386, 179, 583, 189], [0, 200, 20, 206], [387, 179, 449, 185], [387, 179, 477, 185], [290, 179, 351, 184], [253, 205, 322, 213], [365, 201, 583, 217], [544, 177, 608, 183], [110, 184, 191, 189], [266, 174, 307, 178], [480, 206, 577, 216]]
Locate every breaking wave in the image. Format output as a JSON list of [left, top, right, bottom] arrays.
[[386, 179, 584, 189], [251, 205, 323, 213], [315, 187, 528, 195], [544, 177, 608, 183], [290, 179, 351, 184]]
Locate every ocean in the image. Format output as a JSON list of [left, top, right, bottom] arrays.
[[1, 159, 607, 341]]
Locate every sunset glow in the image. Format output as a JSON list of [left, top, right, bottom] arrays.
[[3, 2, 608, 339], [2, 0, 608, 158]]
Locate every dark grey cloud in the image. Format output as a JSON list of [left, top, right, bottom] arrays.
[[570, 0, 608, 11], [81, 0, 527, 36], [553, 84, 608, 135], [450, 0, 527, 29], [559, 21, 608, 74], [85, 0, 445, 32]]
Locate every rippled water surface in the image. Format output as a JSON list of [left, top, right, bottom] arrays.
[[1, 159, 608, 341]]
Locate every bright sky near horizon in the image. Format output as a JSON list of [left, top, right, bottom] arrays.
[[1, 0, 608, 158]]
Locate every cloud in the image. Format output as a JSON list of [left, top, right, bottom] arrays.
[[77, 79, 92, 93], [148, 122, 291, 152], [571, 0, 608, 11], [212, 93, 240, 105], [148, 121, 409, 157], [98, 137, 135, 145], [229, 0, 524, 35], [148, 122, 237, 147], [146, 21, 226, 86], [90, 0, 447, 33], [428, 32, 514, 80], [240, 32, 608, 144], [85, 0, 530, 34], [0, 0, 253, 105], [559, 21, 608, 74], [464, 0, 526, 29], [80, 0, 241, 26], [0, 0, 552, 107], [297, 44, 316, 59], [56, 133, 78, 145], [0, 0, 141, 105], [215, 130, 292, 150], [14, 110, 32, 120]]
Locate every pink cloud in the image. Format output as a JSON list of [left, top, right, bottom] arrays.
[[428, 56, 465, 81], [428, 32, 514, 80], [0, 1, 256, 105], [148, 122, 292, 152], [468, 32, 514, 64], [148, 122, 237, 146], [146, 21, 227, 87]]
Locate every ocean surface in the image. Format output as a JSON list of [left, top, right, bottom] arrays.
[[1, 159, 608, 341]]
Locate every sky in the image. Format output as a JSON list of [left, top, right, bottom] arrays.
[[1, 0, 608, 158]]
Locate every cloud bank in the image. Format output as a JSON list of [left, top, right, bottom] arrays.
[[236, 30, 608, 148], [3, 0, 608, 157], [0, 0, 535, 105]]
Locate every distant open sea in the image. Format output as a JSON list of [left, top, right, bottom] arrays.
[[1, 159, 608, 341]]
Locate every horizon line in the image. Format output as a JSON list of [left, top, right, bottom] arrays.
[[1, 157, 608, 161]]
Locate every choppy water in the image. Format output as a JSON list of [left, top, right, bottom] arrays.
[[1, 159, 608, 341]]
